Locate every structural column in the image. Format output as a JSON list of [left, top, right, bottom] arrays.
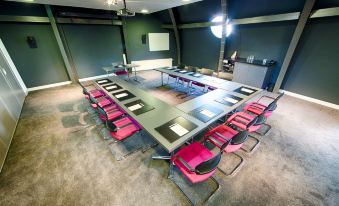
[[45, 5, 78, 82], [168, 9, 181, 65], [217, 0, 227, 74], [273, 0, 316, 92]]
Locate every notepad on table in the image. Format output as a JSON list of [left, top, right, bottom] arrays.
[[224, 97, 239, 104], [240, 88, 254, 94], [170, 123, 189, 137], [115, 93, 128, 98], [98, 80, 108, 84], [193, 74, 201, 77], [179, 70, 186, 73], [106, 85, 117, 90], [128, 104, 143, 111], [200, 109, 215, 118]]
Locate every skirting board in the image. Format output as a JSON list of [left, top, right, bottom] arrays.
[[79, 73, 116, 82], [131, 58, 173, 71], [28, 81, 72, 92], [280, 90, 339, 110]]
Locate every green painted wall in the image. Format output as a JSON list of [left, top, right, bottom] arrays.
[[61, 24, 124, 79], [282, 17, 339, 104], [124, 14, 177, 63], [180, 28, 220, 70], [0, 23, 69, 88], [226, 21, 297, 84]]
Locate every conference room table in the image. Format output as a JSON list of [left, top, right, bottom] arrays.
[[89, 75, 262, 155], [155, 67, 259, 92]]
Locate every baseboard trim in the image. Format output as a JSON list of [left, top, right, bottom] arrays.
[[28, 81, 72, 92], [280, 90, 339, 110], [78, 73, 116, 82]]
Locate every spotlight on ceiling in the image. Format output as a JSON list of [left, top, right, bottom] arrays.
[[141, 9, 149, 13], [117, 0, 135, 16]]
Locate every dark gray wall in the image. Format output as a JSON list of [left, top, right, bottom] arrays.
[[0, 23, 69, 88], [282, 17, 339, 104], [61, 24, 124, 79], [226, 21, 297, 83], [180, 28, 220, 69], [124, 14, 177, 63]]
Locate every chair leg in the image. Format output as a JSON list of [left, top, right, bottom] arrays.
[[240, 135, 260, 155], [254, 123, 272, 136], [217, 152, 244, 177], [170, 173, 219, 206]]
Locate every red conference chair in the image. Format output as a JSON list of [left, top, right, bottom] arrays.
[[189, 81, 207, 94], [243, 92, 284, 135], [170, 141, 230, 204], [97, 104, 124, 123], [204, 125, 250, 176], [106, 117, 141, 141]]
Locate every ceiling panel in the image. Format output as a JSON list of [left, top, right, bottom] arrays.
[[6, 0, 203, 13]]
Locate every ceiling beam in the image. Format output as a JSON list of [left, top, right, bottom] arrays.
[[273, 0, 316, 93], [0, 15, 50, 23], [56, 17, 122, 26], [161, 7, 339, 29], [45, 5, 79, 82], [217, 0, 227, 74]]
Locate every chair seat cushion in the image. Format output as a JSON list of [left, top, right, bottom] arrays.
[[107, 110, 124, 121], [192, 82, 205, 87], [89, 90, 104, 98], [97, 97, 112, 108], [205, 125, 243, 153], [103, 104, 119, 113], [172, 143, 215, 183], [109, 117, 140, 141], [115, 71, 128, 76]]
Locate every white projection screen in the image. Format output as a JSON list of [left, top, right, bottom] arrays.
[[148, 33, 169, 51]]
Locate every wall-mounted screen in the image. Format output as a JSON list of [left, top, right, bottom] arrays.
[[148, 33, 169, 51]]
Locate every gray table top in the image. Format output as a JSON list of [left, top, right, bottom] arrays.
[[155, 67, 260, 92], [92, 77, 213, 153], [90, 73, 262, 153], [176, 88, 261, 114]]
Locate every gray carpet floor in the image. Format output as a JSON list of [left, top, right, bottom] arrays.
[[0, 70, 338, 206]]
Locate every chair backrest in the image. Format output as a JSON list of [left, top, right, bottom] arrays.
[[254, 114, 267, 126], [218, 72, 233, 81], [195, 140, 231, 175], [186, 66, 195, 72], [230, 130, 249, 145], [201, 68, 214, 76], [89, 95, 97, 104], [177, 63, 186, 69], [265, 92, 284, 112], [106, 120, 118, 132], [98, 106, 107, 117]]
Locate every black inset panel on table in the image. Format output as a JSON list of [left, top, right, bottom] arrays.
[[189, 105, 223, 123], [165, 67, 176, 70], [103, 83, 122, 92], [175, 70, 189, 74], [124, 99, 155, 116], [188, 73, 203, 78], [112, 90, 136, 102], [155, 116, 198, 143], [233, 86, 257, 96], [215, 94, 243, 106], [96, 79, 112, 85]]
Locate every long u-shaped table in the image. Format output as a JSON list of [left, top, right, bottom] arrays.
[[88, 70, 262, 154]]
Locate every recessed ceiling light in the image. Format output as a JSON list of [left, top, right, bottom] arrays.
[[23, 0, 34, 2], [141, 9, 149, 13], [183, 0, 191, 2]]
